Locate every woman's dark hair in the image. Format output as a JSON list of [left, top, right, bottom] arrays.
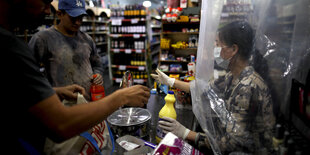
[[218, 21, 254, 60]]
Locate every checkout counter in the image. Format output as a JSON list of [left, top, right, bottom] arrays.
[[108, 91, 198, 155]]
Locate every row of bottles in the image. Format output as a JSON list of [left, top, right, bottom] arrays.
[[113, 53, 145, 66], [110, 4, 146, 19], [111, 40, 144, 49], [114, 70, 148, 79], [111, 26, 146, 34], [272, 123, 302, 155], [80, 25, 108, 32], [94, 35, 106, 43]]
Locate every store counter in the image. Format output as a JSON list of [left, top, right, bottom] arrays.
[[109, 93, 197, 155]]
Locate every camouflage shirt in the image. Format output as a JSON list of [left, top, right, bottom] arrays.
[[197, 66, 275, 154], [28, 26, 104, 98]]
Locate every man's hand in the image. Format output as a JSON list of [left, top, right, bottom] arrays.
[[92, 73, 103, 85], [116, 85, 150, 107], [158, 117, 190, 140], [54, 84, 86, 101], [150, 69, 175, 87]]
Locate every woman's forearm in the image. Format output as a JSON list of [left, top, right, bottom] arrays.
[[173, 80, 191, 93]]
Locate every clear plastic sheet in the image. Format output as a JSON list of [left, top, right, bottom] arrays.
[[191, 0, 310, 154]]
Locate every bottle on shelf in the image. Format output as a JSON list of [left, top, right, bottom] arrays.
[[156, 90, 177, 144], [272, 124, 284, 152], [278, 130, 290, 155], [90, 74, 105, 101]]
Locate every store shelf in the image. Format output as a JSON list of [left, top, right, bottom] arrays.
[[87, 31, 108, 35], [111, 48, 145, 53], [152, 33, 161, 36], [111, 65, 146, 71], [159, 18, 199, 76], [109, 34, 146, 38], [160, 60, 189, 63], [96, 42, 107, 46], [162, 21, 200, 25], [151, 50, 160, 57], [83, 20, 109, 24], [151, 25, 162, 28], [163, 71, 188, 74], [162, 32, 199, 35], [172, 48, 198, 50], [151, 41, 160, 46], [113, 78, 147, 84], [122, 18, 146, 22]]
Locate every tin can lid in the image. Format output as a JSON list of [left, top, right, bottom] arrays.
[[107, 108, 151, 126]]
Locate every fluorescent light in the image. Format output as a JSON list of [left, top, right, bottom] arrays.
[[143, 1, 152, 8]]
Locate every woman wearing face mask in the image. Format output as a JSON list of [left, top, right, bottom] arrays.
[[151, 21, 275, 154]]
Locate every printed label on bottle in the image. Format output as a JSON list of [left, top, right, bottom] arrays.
[[91, 93, 104, 101], [156, 118, 166, 140]]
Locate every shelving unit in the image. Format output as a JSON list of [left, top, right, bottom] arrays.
[[158, 21, 199, 76], [219, 0, 254, 27], [108, 4, 151, 86], [81, 16, 109, 61], [149, 15, 162, 67], [13, 11, 58, 43]]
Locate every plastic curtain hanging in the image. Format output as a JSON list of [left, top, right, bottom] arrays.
[[192, 0, 310, 154], [189, 0, 293, 154], [190, 0, 223, 154]]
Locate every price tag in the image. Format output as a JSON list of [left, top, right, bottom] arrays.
[[131, 19, 139, 24], [133, 34, 140, 39], [134, 79, 144, 84], [113, 49, 120, 53], [138, 66, 145, 71], [125, 49, 132, 54], [119, 65, 126, 70], [111, 19, 122, 26], [111, 34, 119, 38], [135, 49, 142, 53], [115, 78, 122, 83]]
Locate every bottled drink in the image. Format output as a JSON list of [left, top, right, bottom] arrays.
[[156, 90, 177, 144], [90, 74, 105, 101]]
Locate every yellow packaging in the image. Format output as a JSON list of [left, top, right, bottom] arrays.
[[156, 91, 177, 144]]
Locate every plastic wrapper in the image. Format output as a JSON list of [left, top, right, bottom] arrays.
[[190, 0, 310, 154]]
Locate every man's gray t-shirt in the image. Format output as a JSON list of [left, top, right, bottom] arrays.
[[29, 26, 104, 97]]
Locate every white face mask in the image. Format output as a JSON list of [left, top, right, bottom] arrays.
[[214, 47, 231, 69]]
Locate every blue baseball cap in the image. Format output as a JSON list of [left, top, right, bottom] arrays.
[[58, 0, 87, 17]]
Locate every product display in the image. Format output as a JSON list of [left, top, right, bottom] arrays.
[[108, 4, 150, 86], [158, 13, 199, 78]]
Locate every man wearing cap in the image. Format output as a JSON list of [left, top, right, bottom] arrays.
[[0, 0, 150, 154], [29, 0, 104, 101]]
